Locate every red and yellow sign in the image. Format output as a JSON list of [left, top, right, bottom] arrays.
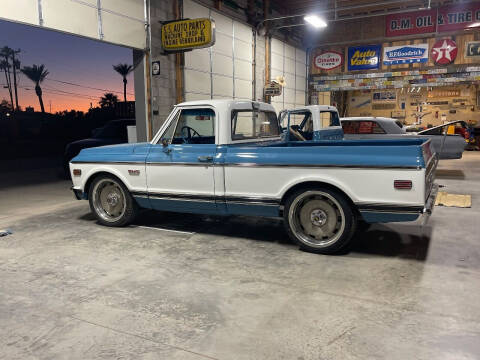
[[161, 18, 215, 51]]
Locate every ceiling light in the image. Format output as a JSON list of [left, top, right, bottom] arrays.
[[468, 22, 480, 28], [304, 15, 327, 29]]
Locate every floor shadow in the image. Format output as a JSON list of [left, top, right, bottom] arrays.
[[435, 169, 465, 179], [78, 209, 433, 259], [347, 223, 432, 260]]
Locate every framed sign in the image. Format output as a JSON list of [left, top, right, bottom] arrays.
[[314, 51, 343, 71], [161, 18, 215, 52], [383, 44, 428, 65], [152, 61, 160, 76], [347, 45, 381, 71], [466, 41, 480, 58]]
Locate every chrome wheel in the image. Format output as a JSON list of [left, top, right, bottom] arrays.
[[92, 178, 126, 223], [288, 190, 345, 249]]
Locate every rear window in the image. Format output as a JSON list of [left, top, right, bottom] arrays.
[[232, 110, 280, 141], [342, 120, 386, 134]]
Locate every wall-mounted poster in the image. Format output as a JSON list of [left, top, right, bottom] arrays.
[[372, 91, 397, 102], [383, 44, 429, 65], [347, 45, 381, 71]]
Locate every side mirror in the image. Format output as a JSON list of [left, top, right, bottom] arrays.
[[161, 138, 169, 147]]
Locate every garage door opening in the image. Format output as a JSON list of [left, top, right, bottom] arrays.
[[0, 19, 136, 216]]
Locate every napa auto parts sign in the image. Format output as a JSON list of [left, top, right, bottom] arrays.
[[386, 3, 480, 37], [314, 51, 343, 70], [383, 44, 428, 65]]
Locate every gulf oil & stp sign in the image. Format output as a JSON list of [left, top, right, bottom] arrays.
[[314, 51, 343, 70]]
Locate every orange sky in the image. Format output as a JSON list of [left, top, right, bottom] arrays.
[[0, 19, 135, 114]]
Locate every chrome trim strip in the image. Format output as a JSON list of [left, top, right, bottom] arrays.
[[131, 191, 280, 205], [356, 203, 424, 214], [223, 163, 421, 170], [71, 160, 420, 170]]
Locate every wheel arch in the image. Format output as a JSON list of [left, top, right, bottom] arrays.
[[84, 171, 128, 199], [280, 181, 358, 213]]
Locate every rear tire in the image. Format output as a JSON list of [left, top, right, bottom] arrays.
[[88, 174, 138, 227], [284, 187, 357, 254]]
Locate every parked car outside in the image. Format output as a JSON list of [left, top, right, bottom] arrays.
[[70, 100, 438, 255], [63, 119, 135, 174]]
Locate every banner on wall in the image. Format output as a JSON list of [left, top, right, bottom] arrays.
[[437, 3, 480, 32], [348, 45, 381, 71], [386, 3, 480, 37], [383, 44, 429, 65], [386, 9, 436, 37]]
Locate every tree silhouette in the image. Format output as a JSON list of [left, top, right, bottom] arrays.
[[99, 93, 119, 108], [21, 64, 49, 113], [113, 63, 133, 102], [0, 47, 14, 110]]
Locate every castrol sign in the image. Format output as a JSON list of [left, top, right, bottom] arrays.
[[314, 51, 343, 70]]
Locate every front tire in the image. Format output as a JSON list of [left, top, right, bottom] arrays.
[[284, 188, 357, 254], [88, 174, 138, 227]]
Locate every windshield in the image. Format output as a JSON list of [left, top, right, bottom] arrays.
[[232, 110, 280, 141]]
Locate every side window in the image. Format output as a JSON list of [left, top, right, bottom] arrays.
[[341, 121, 358, 134], [232, 110, 280, 141], [358, 121, 386, 134], [160, 108, 215, 145], [320, 111, 340, 128], [159, 113, 179, 144]]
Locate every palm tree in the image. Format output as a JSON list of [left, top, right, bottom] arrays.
[[0, 48, 14, 110], [11, 49, 21, 110], [21, 64, 49, 113], [99, 93, 119, 108], [0, 59, 13, 109], [113, 63, 133, 102]]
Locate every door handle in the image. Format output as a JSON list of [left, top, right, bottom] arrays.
[[198, 156, 213, 162]]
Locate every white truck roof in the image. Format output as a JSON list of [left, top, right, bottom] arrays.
[[175, 99, 276, 112], [288, 105, 338, 112]]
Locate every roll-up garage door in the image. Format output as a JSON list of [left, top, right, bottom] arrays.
[[183, 0, 253, 101], [270, 38, 307, 113], [0, 0, 146, 49]]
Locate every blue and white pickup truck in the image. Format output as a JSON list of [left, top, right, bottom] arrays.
[[70, 100, 438, 254]]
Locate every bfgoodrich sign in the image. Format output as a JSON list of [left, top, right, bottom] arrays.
[[383, 44, 429, 65]]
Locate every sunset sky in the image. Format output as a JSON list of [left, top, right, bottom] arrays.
[[0, 20, 135, 113]]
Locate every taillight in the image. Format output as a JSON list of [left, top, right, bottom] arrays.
[[72, 169, 82, 176], [394, 180, 412, 190]]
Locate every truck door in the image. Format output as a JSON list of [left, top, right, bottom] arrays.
[[145, 107, 218, 214]]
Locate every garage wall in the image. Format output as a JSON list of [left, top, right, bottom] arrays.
[[270, 38, 307, 113], [183, 0, 253, 101], [0, 0, 146, 49]]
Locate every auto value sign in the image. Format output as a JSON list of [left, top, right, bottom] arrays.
[[314, 51, 343, 70], [383, 44, 428, 65], [347, 45, 381, 71], [161, 18, 215, 52]]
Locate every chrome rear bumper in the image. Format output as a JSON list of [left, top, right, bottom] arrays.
[[421, 184, 439, 225]]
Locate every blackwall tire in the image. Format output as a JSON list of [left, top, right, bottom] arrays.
[[284, 187, 357, 254], [88, 174, 138, 227]]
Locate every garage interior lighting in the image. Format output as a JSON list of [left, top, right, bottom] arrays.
[[304, 15, 328, 28]]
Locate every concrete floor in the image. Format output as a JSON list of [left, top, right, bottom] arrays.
[[0, 153, 479, 359]]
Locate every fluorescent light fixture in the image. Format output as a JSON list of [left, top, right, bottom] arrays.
[[304, 15, 327, 29], [468, 22, 480, 28]]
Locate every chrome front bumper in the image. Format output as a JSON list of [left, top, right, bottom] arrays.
[[420, 184, 439, 225]]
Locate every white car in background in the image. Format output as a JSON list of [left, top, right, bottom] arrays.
[[341, 117, 467, 160]]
